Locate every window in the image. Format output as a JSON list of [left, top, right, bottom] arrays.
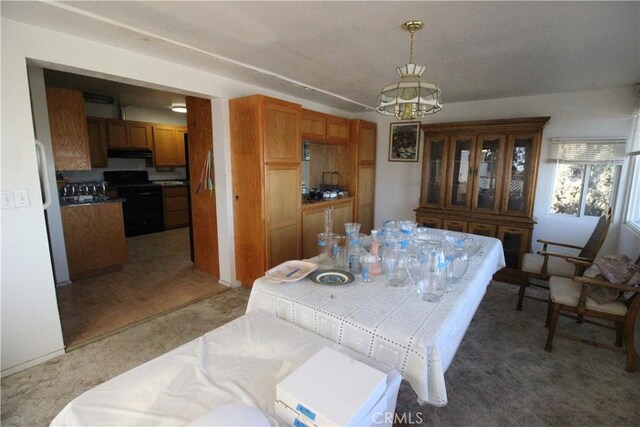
[[548, 138, 626, 217], [551, 163, 619, 217]]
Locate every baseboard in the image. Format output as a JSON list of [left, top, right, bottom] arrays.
[[1, 348, 65, 378]]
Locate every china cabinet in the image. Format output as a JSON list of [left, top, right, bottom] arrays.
[[415, 117, 549, 283], [230, 95, 302, 286]]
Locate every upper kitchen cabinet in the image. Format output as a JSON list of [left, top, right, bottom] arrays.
[[106, 119, 152, 149], [326, 115, 350, 144], [230, 95, 302, 286], [45, 87, 91, 171], [86, 117, 108, 168], [300, 109, 350, 145], [301, 109, 326, 142], [152, 125, 188, 167]]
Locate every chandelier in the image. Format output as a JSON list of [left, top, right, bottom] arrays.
[[376, 20, 442, 120]]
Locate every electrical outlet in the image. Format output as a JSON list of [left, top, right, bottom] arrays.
[[1, 191, 15, 209], [14, 189, 29, 208]]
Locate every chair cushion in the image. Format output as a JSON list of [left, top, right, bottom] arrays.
[[549, 276, 627, 316], [522, 253, 576, 277]]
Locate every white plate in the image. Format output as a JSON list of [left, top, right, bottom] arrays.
[[265, 260, 318, 283]]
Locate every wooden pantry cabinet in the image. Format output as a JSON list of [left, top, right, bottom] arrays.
[[415, 117, 549, 283], [46, 87, 92, 171], [230, 95, 302, 286], [350, 119, 377, 235]]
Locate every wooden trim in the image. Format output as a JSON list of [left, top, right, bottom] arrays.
[[422, 116, 550, 134]]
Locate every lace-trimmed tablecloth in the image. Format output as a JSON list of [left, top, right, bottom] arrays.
[[246, 233, 505, 406]]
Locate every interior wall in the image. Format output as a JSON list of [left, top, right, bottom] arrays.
[[1, 17, 353, 374], [360, 87, 637, 255]]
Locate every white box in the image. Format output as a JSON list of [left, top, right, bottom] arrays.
[[276, 347, 388, 426]]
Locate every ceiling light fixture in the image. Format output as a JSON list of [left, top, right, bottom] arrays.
[[376, 20, 442, 120], [171, 104, 187, 113]]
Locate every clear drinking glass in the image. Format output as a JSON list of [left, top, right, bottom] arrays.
[[381, 238, 408, 287], [344, 223, 361, 237], [317, 232, 339, 266]]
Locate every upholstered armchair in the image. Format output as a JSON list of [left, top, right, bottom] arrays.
[[545, 255, 640, 372]]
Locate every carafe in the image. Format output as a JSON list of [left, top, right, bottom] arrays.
[[347, 233, 366, 274], [381, 237, 408, 287], [406, 241, 448, 302]]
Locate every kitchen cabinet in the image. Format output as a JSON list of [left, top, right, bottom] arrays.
[[163, 185, 189, 229], [350, 120, 377, 235], [46, 87, 91, 171], [302, 198, 353, 258], [86, 117, 108, 168], [230, 95, 302, 286], [106, 119, 152, 149], [301, 109, 326, 142], [152, 125, 188, 166], [300, 109, 349, 145], [415, 117, 549, 283], [61, 201, 127, 280]]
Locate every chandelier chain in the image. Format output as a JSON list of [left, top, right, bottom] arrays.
[[409, 29, 415, 64]]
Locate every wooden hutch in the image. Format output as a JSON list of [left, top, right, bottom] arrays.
[[415, 117, 550, 283]]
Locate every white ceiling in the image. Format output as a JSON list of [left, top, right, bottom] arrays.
[[3, 1, 639, 113]]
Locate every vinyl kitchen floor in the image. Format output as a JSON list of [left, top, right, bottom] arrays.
[[55, 227, 228, 350]]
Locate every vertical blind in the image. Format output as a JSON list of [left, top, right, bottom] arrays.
[[549, 138, 627, 163]]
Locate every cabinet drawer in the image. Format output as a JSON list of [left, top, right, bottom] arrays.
[[468, 222, 496, 237], [416, 216, 442, 229], [443, 220, 468, 233], [165, 210, 189, 228], [165, 195, 187, 212], [163, 186, 188, 197]]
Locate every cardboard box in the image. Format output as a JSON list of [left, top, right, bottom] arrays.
[[276, 347, 388, 426]]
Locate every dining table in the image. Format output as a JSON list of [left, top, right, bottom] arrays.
[[246, 231, 506, 407]]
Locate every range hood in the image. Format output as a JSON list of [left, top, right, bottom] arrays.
[[107, 148, 153, 159]]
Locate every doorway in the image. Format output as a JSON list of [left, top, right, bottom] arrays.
[[29, 66, 224, 349]]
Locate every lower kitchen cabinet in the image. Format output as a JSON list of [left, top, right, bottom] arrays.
[[61, 201, 127, 280], [302, 199, 354, 259], [163, 185, 189, 229]]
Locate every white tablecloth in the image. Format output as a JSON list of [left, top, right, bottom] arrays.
[[246, 233, 505, 406], [51, 311, 401, 426]]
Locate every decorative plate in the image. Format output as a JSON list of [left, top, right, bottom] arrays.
[[265, 260, 318, 283], [309, 269, 355, 286]]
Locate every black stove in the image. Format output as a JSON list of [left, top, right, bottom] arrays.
[[104, 171, 164, 237]]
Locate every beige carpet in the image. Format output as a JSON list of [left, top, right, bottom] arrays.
[[2, 282, 639, 426]]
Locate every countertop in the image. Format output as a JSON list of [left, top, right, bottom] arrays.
[[302, 196, 353, 210], [60, 197, 125, 208]]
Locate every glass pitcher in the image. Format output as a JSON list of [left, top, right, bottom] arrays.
[[381, 237, 408, 287], [406, 240, 448, 302]]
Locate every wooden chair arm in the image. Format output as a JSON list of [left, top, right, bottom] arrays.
[[537, 251, 593, 262], [573, 277, 640, 294], [565, 257, 594, 267], [537, 239, 584, 251]]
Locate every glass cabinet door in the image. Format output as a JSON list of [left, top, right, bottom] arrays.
[[472, 136, 504, 212], [446, 136, 475, 210], [503, 134, 537, 216], [420, 137, 447, 208]]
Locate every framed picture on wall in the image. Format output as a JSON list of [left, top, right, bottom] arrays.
[[388, 122, 421, 162]]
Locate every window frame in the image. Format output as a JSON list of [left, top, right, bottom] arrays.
[[550, 162, 621, 218], [624, 154, 640, 233]]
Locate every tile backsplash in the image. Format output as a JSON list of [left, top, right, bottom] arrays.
[[62, 158, 187, 183]]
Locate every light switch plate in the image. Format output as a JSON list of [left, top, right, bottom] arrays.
[[1, 191, 15, 209], [14, 189, 29, 208]]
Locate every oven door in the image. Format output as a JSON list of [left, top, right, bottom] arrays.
[[119, 187, 164, 237]]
